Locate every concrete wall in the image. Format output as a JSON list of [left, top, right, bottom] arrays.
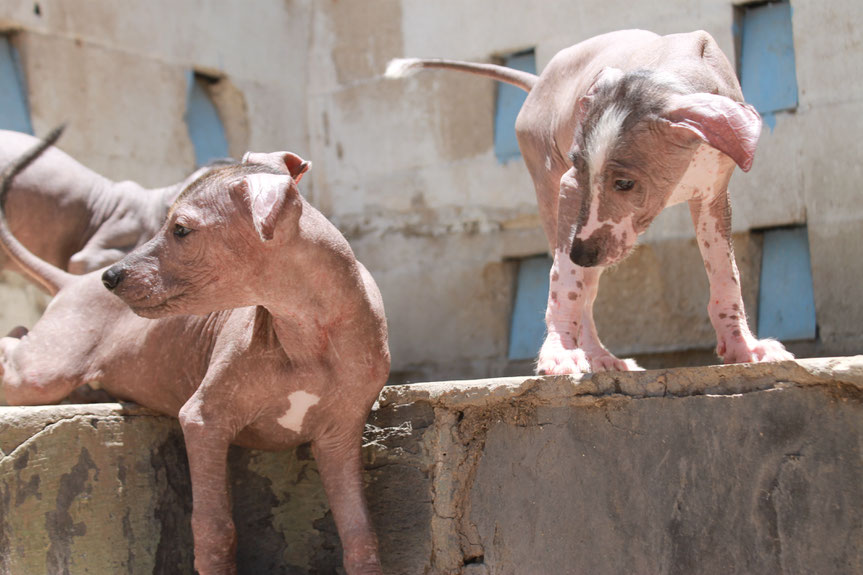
[[0, 1, 860, 382], [1, 357, 860, 573]]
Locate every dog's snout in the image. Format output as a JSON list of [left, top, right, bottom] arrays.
[[101, 266, 125, 291], [570, 238, 601, 267]]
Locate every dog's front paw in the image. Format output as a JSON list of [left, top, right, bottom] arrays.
[[720, 336, 795, 364], [536, 335, 591, 375], [589, 352, 644, 372]]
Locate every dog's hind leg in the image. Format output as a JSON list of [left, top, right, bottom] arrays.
[[0, 334, 86, 405]]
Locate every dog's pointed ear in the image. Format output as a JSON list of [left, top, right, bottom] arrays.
[[242, 151, 312, 183], [233, 173, 294, 241], [574, 67, 625, 145], [662, 94, 762, 172], [577, 67, 624, 114]]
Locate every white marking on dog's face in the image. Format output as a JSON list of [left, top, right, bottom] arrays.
[[277, 390, 321, 432], [586, 105, 627, 191]]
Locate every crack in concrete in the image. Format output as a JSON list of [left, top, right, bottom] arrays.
[[0, 412, 165, 462]]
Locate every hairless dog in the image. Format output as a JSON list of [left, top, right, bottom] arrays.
[[0, 129, 390, 574], [387, 29, 794, 373], [0, 129, 214, 277]]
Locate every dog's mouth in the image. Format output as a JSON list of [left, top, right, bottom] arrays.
[[119, 290, 187, 319], [128, 300, 172, 319]]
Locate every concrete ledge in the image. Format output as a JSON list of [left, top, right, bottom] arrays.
[[1, 357, 861, 574]]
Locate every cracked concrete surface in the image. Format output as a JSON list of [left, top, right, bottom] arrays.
[[0, 356, 860, 573]]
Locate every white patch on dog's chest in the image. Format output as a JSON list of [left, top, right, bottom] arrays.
[[277, 390, 321, 432], [666, 144, 727, 206]]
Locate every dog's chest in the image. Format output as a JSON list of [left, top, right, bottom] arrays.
[[666, 144, 732, 206]]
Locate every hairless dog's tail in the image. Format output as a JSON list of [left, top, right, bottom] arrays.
[[385, 58, 537, 92], [0, 125, 74, 296]]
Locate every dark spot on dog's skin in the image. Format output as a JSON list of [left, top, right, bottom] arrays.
[[719, 313, 727, 319], [568, 292, 579, 300], [733, 303, 739, 311], [730, 315, 738, 320], [552, 271, 559, 282], [570, 269, 576, 275], [704, 261, 712, 274], [576, 281, 583, 289], [551, 291, 558, 302], [708, 193, 732, 240], [703, 241, 710, 249], [733, 329, 741, 337]]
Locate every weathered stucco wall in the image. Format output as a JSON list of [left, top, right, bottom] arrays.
[[0, 1, 860, 380], [0, 357, 860, 574]]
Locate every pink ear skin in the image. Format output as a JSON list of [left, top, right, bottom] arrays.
[[233, 173, 294, 241], [241, 151, 312, 183], [663, 94, 763, 172]]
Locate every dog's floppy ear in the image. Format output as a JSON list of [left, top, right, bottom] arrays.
[[242, 151, 312, 184], [234, 173, 295, 241], [662, 94, 762, 172]]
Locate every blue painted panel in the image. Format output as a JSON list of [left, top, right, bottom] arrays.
[[757, 226, 816, 341], [494, 50, 535, 164], [739, 1, 798, 116], [0, 36, 33, 134], [508, 255, 553, 360], [185, 72, 229, 166]]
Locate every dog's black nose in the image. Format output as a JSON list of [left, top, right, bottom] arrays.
[[570, 238, 601, 267], [102, 266, 125, 291]]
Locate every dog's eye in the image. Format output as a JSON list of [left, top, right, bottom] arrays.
[[614, 179, 635, 192], [173, 224, 193, 238]]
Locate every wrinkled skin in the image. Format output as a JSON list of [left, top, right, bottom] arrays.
[[0, 149, 390, 574], [0, 129, 211, 277], [391, 29, 793, 373]]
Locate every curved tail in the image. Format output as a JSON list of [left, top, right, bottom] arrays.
[[385, 58, 537, 92], [0, 125, 74, 295]]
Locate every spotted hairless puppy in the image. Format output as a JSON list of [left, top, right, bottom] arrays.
[[0, 129, 213, 277], [387, 29, 794, 373], [0, 130, 390, 574]]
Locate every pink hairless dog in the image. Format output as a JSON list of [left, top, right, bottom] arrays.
[[0, 129, 214, 277], [387, 29, 794, 373], [0, 129, 390, 574]]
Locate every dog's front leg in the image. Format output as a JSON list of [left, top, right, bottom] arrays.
[[536, 248, 592, 375], [179, 395, 238, 575], [689, 189, 794, 364], [577, 266, 643, 372], [312, 428, 382, 575]]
